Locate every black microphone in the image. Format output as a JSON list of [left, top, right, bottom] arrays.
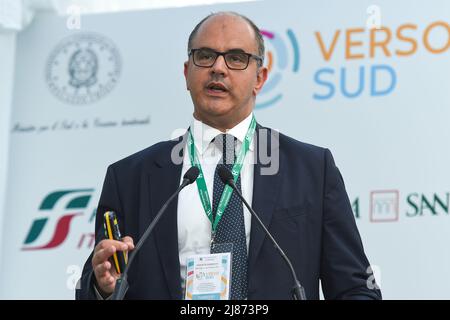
[[111, 166, 199, 300], [218, 166, 307, 300]]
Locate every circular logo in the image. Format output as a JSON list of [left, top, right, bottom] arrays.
[[45, 33, 122, 105], [257, 29, 300, 109]]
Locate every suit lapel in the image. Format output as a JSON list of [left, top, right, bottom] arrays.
[[148, 137, 185, 299], [248, 125, 283, 272]]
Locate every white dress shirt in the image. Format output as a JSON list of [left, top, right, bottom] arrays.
[[177, 112, 255, 292]]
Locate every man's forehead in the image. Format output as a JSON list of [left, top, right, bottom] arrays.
[[192, 14, 257, 51]]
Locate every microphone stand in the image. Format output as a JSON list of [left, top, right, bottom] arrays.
[[222, 172, 307, 300], [111, 175, 195, 300]]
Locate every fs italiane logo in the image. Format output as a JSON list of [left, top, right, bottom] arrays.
[[256, 29, 300, 109], [22, 189, 96, 251]]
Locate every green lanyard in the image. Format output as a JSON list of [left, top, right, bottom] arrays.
[[187, 116, 257, 233]]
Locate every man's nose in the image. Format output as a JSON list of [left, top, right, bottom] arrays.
[[210, 54, 228, 75]]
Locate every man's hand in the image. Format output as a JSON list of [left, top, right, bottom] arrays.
[[92, 236, 135, 296]]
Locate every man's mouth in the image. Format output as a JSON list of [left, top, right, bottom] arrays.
[[206, 82, 229, 94]]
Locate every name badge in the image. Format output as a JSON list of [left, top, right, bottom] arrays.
[[185, 252, 231, 300]]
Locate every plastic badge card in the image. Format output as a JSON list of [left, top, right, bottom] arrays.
[[185, 252, 231, 300]]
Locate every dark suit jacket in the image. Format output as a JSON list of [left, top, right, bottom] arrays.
[[76, 124, 381, 300]]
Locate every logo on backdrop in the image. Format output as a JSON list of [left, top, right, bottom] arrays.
[[312, 21, 449, 100], [370, 190, 399, 222], [22, 189, 95, 250], [256, 29, 300, 109], [257, 21, 448, 103], [45, 33, 122, 105], [351, 190, 450, 222]]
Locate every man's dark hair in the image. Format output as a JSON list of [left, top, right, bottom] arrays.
[[187, 11, 265, 66]]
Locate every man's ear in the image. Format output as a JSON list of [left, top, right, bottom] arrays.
[[184, 61, 190, 90], [253, 66, 268, 96]]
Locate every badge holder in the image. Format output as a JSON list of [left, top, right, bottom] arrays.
[[185, 243, 233, 300]]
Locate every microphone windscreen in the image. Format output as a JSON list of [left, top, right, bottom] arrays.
[[217, 165, 233, 185], [184, 166, 200, 184]]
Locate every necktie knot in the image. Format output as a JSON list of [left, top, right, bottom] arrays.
[[213, 133, 236, 165]]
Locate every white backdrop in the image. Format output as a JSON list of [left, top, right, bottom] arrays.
[[0, 31, 16, 274], [0, 0, 449, 299]]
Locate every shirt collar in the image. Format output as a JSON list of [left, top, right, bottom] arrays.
[[189, 113, 255, 155]]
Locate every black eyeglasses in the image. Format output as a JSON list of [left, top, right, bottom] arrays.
[[188, 48, 263, 70]]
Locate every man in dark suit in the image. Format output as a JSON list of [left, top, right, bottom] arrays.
[[76, 11, 381, 300]]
